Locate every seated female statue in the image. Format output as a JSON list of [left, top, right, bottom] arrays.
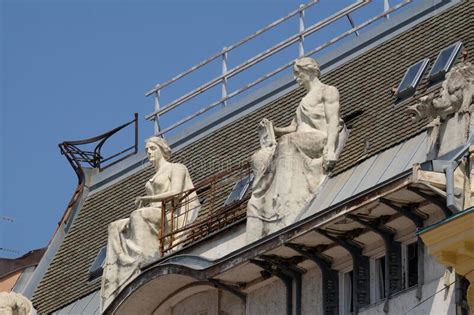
[[101, 136, 200, 310]]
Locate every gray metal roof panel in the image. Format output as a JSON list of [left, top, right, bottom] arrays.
[[301, 132, 429, 220], [355, 143, 403, 193], [331, 155, 379, 205], [307, 166, 355, 214], [378, 132, 427, 183]]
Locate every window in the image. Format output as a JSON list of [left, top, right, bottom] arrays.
[[89, 246, 107, 280], [403, 242, 418, 289], [428, 41, 463, 83], [374, 256, 386, 301], [340, 271, 354, 315], [396, 58, 429, 99], [224, 175, 253, 206]]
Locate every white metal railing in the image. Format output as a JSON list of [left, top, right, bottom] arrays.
[[146, 0, 412, 136]]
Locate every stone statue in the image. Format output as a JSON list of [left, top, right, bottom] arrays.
[[0, 292, 32, 315], [246, 57, 343, 243], [406, 61, 474, 156], [406, 61, 474, 126], [101, 136, 200, 311]]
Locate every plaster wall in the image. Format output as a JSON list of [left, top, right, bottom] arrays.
[[170, 290, 219, 315], [301, 265, 323, 315], [359, 271, 456, 315], [0, 270, 21, 292], [246, 278, 286, 315], [424, 248, 447, 284], [157, 289, 243, 315], [183, 224, 246, 261]]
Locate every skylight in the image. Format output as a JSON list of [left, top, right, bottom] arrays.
[[396, 58, 429, 99], [224, 175, 253, 206], [428, 41, 463, 82], [89, 246, 107, 280]]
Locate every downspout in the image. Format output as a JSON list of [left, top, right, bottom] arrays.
[[443, 160, 461, 214]]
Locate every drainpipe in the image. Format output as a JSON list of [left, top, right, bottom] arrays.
[[443, 160, 461, 214]]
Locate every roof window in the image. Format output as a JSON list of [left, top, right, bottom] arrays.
[[89, 246, 107, 280], [428, 41, 463, 83], [224, 175, 253, 206], [396, 58, 429, 99]]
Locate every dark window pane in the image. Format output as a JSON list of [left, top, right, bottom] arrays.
[[396, 59, 429, 99], [407, 242, 418, 288], [224, 175, 253, 205], [429, 41, 463, 82], [377, 256, 386, 300], [89, 246, 107, 280]]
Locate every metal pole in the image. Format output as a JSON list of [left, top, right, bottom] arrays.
[[222, 48, 228, 107], [346, 14, 359, 36], [384, 0, 390, 19], [299, 5, 305, 57], [154, 90, 161, 135]]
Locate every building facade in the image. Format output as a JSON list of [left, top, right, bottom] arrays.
[[22, 1, 474, 314]]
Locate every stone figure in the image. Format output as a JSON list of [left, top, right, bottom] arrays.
[[246, 57, 343, 243], [101, 136, 200, 311], [0, 292, 32, 315], [406, 61, 474, 156], [406, 61, 474, 126]]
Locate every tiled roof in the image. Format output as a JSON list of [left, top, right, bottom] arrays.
[[32, 2, 474, 313]]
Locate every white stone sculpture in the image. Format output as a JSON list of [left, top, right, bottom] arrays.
[[246, 57, 343, 243], [101, 136, 200, 311], [406, 61, 474, 126], [406, 61, 474, 156], [0, 292, 32, 315]]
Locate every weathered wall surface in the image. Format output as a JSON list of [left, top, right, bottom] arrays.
[[156, 289, 244, 315], [247, 278, 287, 315], [359, 273, 456, 315], [0, 270, 21, 292], [301, 265, 323, 315]]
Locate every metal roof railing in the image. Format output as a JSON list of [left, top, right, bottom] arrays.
[[146, 0, 413, 136]]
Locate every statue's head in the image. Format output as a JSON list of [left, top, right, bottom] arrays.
[[145, 136, 171, 165], [293, 57, 320, 87]]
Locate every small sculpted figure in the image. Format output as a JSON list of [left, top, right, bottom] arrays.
[[101, 136, 200, 311], [0, 292, 32, 315], [406, 61, 474, 156], [247, 57, 343, 243], [406, 61, 474, 126]]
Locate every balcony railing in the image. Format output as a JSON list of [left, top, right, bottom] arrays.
[[145, 0, 413, 136], [158, 162, 251, 256]]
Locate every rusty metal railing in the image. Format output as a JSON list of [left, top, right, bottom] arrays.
[[145, 0, 413, 136], [157, 162, 251, 256], [57, 114, 139, 229]]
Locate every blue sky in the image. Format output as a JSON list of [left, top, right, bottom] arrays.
[[0, 0, 402, 258]]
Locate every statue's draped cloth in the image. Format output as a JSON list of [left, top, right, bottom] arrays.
[[101, 163, 200, 310], [247, 98, 343, 243]]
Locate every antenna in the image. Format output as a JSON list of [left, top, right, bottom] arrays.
[[1, 216, 14, 223], [0, 215, 18, 255]]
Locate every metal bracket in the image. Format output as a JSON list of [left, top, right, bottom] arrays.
[[285, 243, 339, 314], [379, 198, 424, 228], [407, 187, 452, 218], [316, 229, 371, 311], [347, 214, 403, 297], [208, 278, 247, 303], [250, 255, 305, 315]]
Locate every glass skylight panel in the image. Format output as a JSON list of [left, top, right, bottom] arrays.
[[224, 175, 253, 206], [396, 58, 429, 99], [428, 41, 463, 82], [89, 246, 107, 280]]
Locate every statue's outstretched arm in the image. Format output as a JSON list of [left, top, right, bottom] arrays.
[[323, 86, 340, 166], [274, 118, 297, 137]]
